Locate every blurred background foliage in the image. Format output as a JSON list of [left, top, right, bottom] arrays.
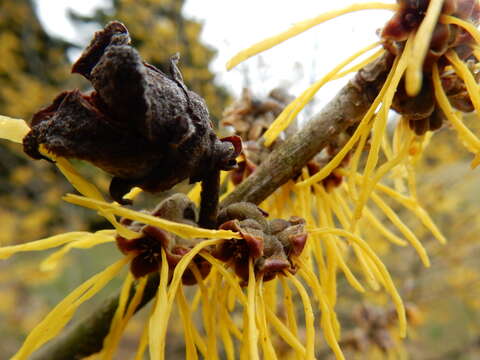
[[70, 0, 230, 123], [0, 0, 479, 359]]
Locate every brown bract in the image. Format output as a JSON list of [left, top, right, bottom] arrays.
[[115, 194, 211, 285], [214, 202, 307, 284], [23, 21, 241, 204], [381, 0, 480, 135]]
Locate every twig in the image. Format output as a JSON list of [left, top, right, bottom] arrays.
[[30, 52, 393, 360], [198, 168, 221, 229]]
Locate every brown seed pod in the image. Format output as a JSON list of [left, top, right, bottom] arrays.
[[23, 21, 241, 204]]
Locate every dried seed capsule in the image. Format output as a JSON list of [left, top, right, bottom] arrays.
[[23, 21, 241, 204]]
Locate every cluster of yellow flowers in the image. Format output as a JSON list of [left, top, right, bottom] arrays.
[[1, 0, 480, 359]]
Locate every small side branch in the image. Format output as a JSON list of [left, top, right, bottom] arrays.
[[198, 168, 221, 229]]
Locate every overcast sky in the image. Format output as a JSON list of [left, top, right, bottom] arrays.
[[34, 0, 394, 111]]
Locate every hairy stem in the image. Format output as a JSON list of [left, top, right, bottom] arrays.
[[30, 52, 393, 360]]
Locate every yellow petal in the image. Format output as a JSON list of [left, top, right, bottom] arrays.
[[370, 192, 430, 267], [148, 248, 170, 360], [0, 231, 100, 260], [286, 272, 316, 360], [63, 194, 242, 240], [100, 273, 134, 359], [332, 48, 384, 80], [150, 239, 222, 360], [446, 51, 480, 117], [354, 35, 412, 222], [176, 283, 199, 360], [134, 321, 150, 360], [12, 256, 130, 360], [255, 279, 277, 359], [265, 307, 306, 357], [279, 276, 299, 342], [123, 187, 143, 201], [263, 43, 381, 147], [314, 185, 366, 292], [310, 227, 406, 338], [0, 115, 30, 143], [246, 259, 259, 360], [200, 252, 247, 304], [226, 2, 396, 70], [217, 288, 236, 360], [39, 149, 103, 201], [405, 0, 444, 96], [440, 14, 480, 45], [297, 267, 344, 360], [296, 54, 400, 188], [101, 272, 140, 360], [190, 265, 218, 360], [433, 64, 480, 155], [40, 230, 116, 272], [39, 147, 138, 239]]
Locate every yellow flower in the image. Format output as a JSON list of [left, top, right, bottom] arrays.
[[4, 0, 479, 355]]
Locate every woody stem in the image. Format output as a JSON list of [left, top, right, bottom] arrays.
[[199, 168, 221, 228]]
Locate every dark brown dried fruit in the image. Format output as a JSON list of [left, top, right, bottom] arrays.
[[116, 194, 210, 284], [23, 21, 241, 204], [214, 202, 307, 283]]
